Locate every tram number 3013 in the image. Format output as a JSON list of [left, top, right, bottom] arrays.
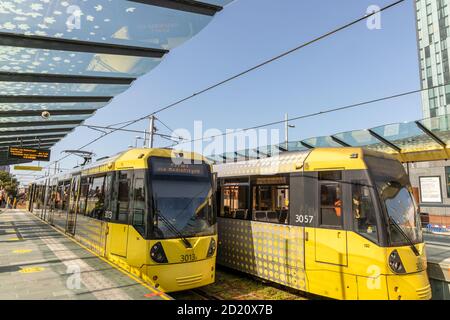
[[180, 253, 197, 263], [295, 214, 314, 224]]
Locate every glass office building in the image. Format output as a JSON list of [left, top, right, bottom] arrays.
[[415, 0, 450, 118]]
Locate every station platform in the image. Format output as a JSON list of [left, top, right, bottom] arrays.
[[425, 234, 450, 299], [0, 209, 170, 300]]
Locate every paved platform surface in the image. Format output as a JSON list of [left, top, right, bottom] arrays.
[[0, 209, 169, 300], [422, 234, 450, 299], [425, 233, 450, 278]]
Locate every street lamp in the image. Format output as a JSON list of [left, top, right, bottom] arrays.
[[135, 136, 144, 148], [285, 113, 295, 150]]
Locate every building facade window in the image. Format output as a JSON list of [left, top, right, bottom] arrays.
[[445, 167, 450, 197]]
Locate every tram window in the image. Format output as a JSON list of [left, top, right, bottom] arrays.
[[132, 173, 146, 235], [70, 177, 79, 199], [55, 182, 63, 210], [45, 186, 52, 208], [116, 171, 130, 223], [47, 185, 55, 209], [104, 173, 114, 214], [222, 185, 249, 219], [352, 182, 378, 242], [78, 177, 89, 216], [320, 183, 343, 227], [86, 176, 106, 220], [69, 176, 80, 214], [252, 184, 289, 224], [40, 186, 45, 208], [62, 181, 71, 211]]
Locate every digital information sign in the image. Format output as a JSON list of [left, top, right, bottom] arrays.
[[149, 157, 209, 178], [8, 147, 51, 161], [13, 165, 43, 171]]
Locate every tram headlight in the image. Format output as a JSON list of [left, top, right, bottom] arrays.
[[207, 238, 216, 257], [150, 242, 168, 263], [388, 250, 406, 274]]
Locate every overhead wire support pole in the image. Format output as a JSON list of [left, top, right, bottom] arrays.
[[148, 115, 156, 148], [285, 113, 289, 151]]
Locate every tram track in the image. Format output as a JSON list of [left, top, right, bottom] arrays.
[[190, 289, 222, 300], [171, 288, 222, 300], [171, 267, 308, 300]]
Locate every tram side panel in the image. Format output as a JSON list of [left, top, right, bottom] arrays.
[[217, 172, 307, 292], [218, 218, 306, 291], [216, 170, 379, 300]]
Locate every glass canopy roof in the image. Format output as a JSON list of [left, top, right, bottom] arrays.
[[208, 115, 450, 164], [0, 46, 162, 77], [0, 0, 234, 165]]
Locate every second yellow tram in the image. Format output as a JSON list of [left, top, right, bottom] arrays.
[[214, 148, 431, 300], [29, 148, 217, 292]]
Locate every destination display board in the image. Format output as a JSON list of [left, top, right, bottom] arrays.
[[149, 157, 209, 178], [8, 147, 51, 161]]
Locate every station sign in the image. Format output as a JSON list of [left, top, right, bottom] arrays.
[[8, 147, 51, 162], [13, 165, 43, 171]]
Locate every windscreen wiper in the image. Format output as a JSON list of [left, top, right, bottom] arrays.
[[153, 195, 192, 249], [388, 216, 420, 256]]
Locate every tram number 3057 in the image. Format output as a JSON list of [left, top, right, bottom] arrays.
[[295, 214, 314, 224], [180, 253, 197, 262]]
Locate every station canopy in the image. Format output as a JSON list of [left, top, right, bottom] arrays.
[[0, 0, 234, 166], [207, 114, 450, 164]]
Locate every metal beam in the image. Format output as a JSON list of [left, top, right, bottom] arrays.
[[300, 141, 315, 149], [2, 142, 55, 148], [276, 145, 288, 152], [0, 109, 96, 117], [0, 120, 82, 128], [367, 129, 402, 153], [128, 0, 223, 16], [0, 96, 112, 103], [0, 134, 66, 143], [0, 143, 55, 150], [255, 149, 269, 159], [0, 139, 60, 147], [0, 128, 74, 137], [415, 121, 447, 148], [330, 135, 351, 147], [234, 151, 250, 162], [0, 31, 168, 58], [0, 72, 136, 85]]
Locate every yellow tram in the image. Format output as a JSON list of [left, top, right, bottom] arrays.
[[29, 148, 217, 292], [213, 148, 431, 300]]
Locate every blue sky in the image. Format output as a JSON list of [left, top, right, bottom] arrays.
[[17, 0, 422, 181]]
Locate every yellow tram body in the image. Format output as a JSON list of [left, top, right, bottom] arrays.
[[29, 148, 217, 292], [214, 148, 431, 300]]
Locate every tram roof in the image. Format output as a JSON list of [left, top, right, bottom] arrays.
[[0, 0, 234, 166], [207, 114, 450, 164]]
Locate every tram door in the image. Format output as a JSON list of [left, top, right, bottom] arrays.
[[47, 183, 56, 224], [314, 171, 348, 266], [41, 180, 49, 220], [66, 174, 80, 235], [108, 171, 130, 257], [28, 184, 35, 212]]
